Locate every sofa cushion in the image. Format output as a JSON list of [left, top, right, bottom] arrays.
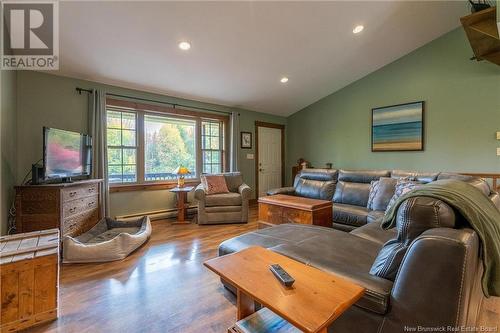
[[218, 223, 326, 256], [289, 168, 338, 200], [218, 223, 394, 315], [391, 170, 439, 183], [370, 197, 456, 280], [367, 177, 397, 211], [205, 206, 242, 213], [351, 220, 397, 246], [338, 170, 390, 183], [332, 222, 358, 232], [490, 192, 500, 210], [295, 168, 338, 183], [271, 235, 393, 315], [437, 173, 491, 196], [465, 178, 491, 197], [223, 172, 244, 192], [333, 182, 371, 206], [437, 172, 473, 182], [295, 179, 336, 200], [333, 203, 370, 227], [205, 192, 242, 207], [367, 210, 385, 224]]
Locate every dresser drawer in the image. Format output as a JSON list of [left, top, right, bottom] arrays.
[[62, 183, 99, 202], [63, 208, 99, 237], [63, 194, 99, 218]]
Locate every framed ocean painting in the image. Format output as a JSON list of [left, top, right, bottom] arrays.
[[371, 101, 424, 152]]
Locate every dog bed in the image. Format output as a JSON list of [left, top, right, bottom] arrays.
[[62, 216, 152, 263]]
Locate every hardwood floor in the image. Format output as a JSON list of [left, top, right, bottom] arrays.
[[25, 207, 499, 333]]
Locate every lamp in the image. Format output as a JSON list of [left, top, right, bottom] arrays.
[[174, 166, 191, 188]]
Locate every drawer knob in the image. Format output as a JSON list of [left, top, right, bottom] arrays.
[[69, 207, 76, 213], [88, 202, 95, 207], [69, 191, 77, 197], [88, 188, 94, 192]]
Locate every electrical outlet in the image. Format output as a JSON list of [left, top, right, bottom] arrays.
[[246, 153, 254, 160], [497, 148, 500, 156], [497, 132, 500, 140]]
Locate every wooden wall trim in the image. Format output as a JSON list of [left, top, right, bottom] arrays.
[[254, 121, 285, 199], [106, 97, 229, 192], [255, 121, 285, 130], [106, 98, 229, 121]]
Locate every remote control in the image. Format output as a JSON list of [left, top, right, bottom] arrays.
[[270, 264, 295, 287]]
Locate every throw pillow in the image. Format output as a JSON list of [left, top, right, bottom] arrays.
[[224, 172, 243, 192], [367, 180, 380, 210], [202, 175, 230, 195], [384, 178, 420, 215], [367, 177, 398, 211]]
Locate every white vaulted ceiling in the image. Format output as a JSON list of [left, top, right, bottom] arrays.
[[54, 1, 468, 116]]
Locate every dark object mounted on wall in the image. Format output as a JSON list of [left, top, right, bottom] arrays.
[[461, 6, 500, 66], [468, 0, 491, 13]]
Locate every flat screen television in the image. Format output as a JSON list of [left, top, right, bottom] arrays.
[[43, 127, 92, 182]]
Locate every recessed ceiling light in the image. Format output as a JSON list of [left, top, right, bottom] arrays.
[[280, 77, 289, 83], [178, 41, 191, 50], [353, 25, 364, 34]]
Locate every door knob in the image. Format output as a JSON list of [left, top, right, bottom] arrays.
[[259, 168, 264, 172]]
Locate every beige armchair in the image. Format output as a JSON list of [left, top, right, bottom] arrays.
[[195, 172, 251, 225]]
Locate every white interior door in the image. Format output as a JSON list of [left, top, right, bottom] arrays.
[[258, 126, 282, 197]]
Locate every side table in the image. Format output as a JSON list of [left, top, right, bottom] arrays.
[[169, 186, 195, 224]]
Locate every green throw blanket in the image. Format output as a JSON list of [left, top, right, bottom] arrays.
[[383, 179, 500, 297]]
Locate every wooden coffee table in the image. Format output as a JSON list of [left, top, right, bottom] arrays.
[[258, 194, 333, 228], [204, 246, 365, 333]]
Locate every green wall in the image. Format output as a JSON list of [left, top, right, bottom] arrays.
[[10, 27, 500, 222], [15, 72, 285, 217], [286, 28, 500, 182], [1, 71, 17, 235]]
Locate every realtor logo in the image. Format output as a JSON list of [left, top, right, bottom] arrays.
[[1, 1, 59, 70]]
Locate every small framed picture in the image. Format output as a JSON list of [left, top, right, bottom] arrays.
[[241, 132, 252, 149]]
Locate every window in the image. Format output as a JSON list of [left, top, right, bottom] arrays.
[[106, 100, 227, 185], [107, 110, 137, 183], [144, 114, 196, 181], [201, 120, 223, 174]]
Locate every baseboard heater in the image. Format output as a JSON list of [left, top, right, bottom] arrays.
[[115, 205, 198, 221]]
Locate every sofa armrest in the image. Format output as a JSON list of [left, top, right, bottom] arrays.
[[267, 187, 295, 196], [194, 184, 206, 201], [238, 183, 252, 200], [382, 228, 481, 330]]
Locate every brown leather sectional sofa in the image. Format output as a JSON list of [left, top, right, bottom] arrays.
[[268, 168, 500, 230], [219, 169, 500, 332]]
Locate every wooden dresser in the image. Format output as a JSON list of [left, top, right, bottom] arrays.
[[15, 179, 102, 238]]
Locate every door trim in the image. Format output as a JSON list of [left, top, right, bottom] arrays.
[[255, 121, 285, 199]]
